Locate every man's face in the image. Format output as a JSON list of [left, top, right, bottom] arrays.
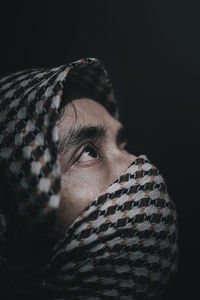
[[56, 98, 136, 234]]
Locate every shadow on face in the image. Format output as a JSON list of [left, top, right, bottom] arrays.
[[56, 98, 137, 235]]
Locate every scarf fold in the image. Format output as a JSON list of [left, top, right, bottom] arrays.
[[0, 58, 178, 299], [39, 155, 178, 299]]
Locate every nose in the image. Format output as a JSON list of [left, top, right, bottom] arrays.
[[109, 148, 137, 183]]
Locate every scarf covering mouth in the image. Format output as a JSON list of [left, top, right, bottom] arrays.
[[0, 58, 178, 299]]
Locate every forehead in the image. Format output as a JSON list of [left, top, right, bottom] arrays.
[[58, 98, 121, 134]]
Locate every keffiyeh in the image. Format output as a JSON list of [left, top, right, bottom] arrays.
[[0, 58, 178, 299]]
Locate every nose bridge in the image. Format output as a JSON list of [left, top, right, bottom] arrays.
[[110, 147, 136, 180]]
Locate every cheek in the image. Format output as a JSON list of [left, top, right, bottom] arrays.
[[62, 170, 107, 209], [58, 167, 110, 229]]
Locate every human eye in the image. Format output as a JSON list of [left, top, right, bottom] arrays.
[[117, 128, 128, 150], [79, 145, 98, 161], [73, 143, 103, 168], [120, 137, 133, 153], [120, 138, 128, 150], [117, 127, 133, 153]]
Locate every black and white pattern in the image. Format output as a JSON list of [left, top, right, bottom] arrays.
[[41, 155, 178, 299], [0, 58, 178, 299]]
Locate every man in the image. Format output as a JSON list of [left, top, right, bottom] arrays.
[[0, 58, 178, 299]]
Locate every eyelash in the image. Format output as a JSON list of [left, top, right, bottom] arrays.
[[74, 143, 104, 167], [72, 137, 131, 168]]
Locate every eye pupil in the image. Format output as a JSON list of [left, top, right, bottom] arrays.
[[85, 146, 97, 158], [79, 146, 98, 161]]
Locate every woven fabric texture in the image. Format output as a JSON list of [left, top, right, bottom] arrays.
[[42, 155, 178, 299], [0, 58, 178, 299]]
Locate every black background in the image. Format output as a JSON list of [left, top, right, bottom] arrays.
[[0, 1, 199, 299]]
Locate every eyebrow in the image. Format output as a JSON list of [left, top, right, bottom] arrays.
[[58, 125, 106, 155]]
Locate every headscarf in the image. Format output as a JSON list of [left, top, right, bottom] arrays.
[[0, 58, 178, 299]]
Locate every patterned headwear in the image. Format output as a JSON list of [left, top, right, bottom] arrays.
[[0, 58, 178, 299]]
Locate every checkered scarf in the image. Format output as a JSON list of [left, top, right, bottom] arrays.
[[0, 58, 178, 299]]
